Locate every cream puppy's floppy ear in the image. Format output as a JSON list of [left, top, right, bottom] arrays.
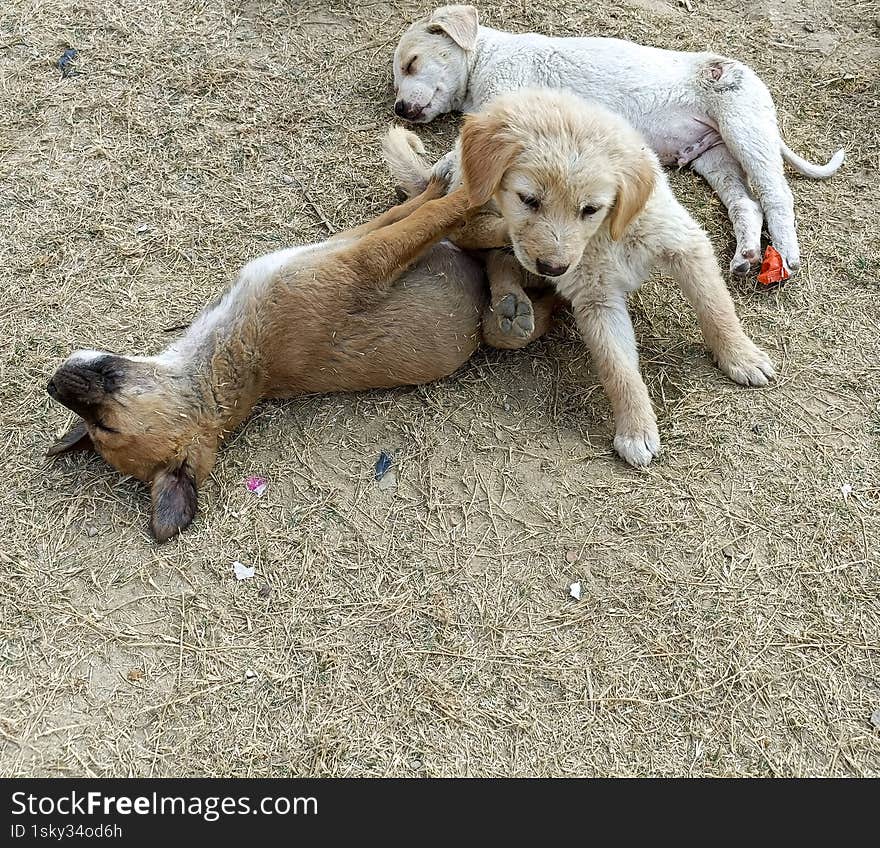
[[609, 148, 657, 241], [460, 113, 522, 207], [427, 5, 479, 51]]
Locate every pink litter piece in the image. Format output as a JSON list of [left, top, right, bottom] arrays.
[[245, 475, 268, 497]]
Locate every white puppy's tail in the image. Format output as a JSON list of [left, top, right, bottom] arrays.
[[780, 142, 845, 179], [381, 127, 432, 197]]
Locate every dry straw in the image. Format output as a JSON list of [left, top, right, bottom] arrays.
[[0, 0, 877, 776]]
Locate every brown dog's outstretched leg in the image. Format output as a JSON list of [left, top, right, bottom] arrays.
[[330, 176, 448, 242], [336, 187, 472, 287]]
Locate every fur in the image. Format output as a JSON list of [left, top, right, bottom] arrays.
[[447, 89, 776, 466], [46, 182, 557, 540], [391, 4, 845, 274]]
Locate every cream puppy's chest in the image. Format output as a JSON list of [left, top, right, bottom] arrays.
[[552, 240, 655, 303]]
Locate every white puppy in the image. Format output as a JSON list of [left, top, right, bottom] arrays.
[[393, 88, 776, 467], [391, 4, 844, 275]]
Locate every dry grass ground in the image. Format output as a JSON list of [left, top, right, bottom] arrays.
[[1, 0, 878, 777]]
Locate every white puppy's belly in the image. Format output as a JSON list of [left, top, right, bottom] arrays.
[[638, 111, 722, 167]]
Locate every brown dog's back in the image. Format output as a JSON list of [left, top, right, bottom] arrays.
[[264, 242, 487, 395]]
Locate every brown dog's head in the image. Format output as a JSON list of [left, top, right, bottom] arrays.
[[459, 88, 659, 280], [47, 350, 218, 541]]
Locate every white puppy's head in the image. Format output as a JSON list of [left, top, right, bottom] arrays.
[[459, 89, 659, 280], [392, 5, 478, 123]]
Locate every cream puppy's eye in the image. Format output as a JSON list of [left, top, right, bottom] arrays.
[[581, 204, 599, 218], [404, 56, 418, 74], [518, 193, 540, 211]]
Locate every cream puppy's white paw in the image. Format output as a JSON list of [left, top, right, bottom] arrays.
[[613, 424, 661, 468], [717, 339, 776, 387]]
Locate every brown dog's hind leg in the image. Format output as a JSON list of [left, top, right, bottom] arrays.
[[530, 292, 562, 341], [483, 290, 560, 350], [335, 187, 472, 288], [483, 249, 535, 344]]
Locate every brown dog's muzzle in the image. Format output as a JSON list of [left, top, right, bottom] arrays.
[[47, 356, 126, 420]]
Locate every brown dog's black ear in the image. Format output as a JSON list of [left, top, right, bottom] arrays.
[[46, 418, 95, 457], [460, 113, 522, 207], [427, 5, 479, 51], [609, 148, 657, 241], [150, 462, 198, 543]]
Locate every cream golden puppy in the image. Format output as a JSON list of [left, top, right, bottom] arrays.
[[387, 89, 776, 467]]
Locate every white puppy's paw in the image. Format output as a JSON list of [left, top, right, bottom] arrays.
[[730, 246, 761, 276], [717, 339, 776, 387], [613, 424, 661, 468], [771, 241, 800, 276], [432, 151, 458, 189], [781, 250, 800, 275]]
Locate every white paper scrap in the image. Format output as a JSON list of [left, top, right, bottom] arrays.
[[233, 561, 255, 580]]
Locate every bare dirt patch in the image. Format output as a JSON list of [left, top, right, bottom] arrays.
[[1, 0, 878, 776]]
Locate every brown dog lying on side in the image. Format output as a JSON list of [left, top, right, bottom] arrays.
[[46, 179, 557, 542]]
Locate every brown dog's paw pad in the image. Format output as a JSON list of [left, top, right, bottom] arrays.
[[494, 293, 535, 339]]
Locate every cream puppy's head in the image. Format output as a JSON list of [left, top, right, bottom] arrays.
[[460, 89, 659, 279], [392, 5, 478, 122]]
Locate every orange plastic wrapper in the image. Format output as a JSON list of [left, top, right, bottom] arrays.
[[756, 245, 790, 287]]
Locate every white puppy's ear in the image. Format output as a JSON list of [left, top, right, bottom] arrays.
[[609, 148, 656, 241], [427, 5, 479, 51], [460, 112, 522, 207]]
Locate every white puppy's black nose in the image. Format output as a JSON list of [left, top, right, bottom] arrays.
[[536, 260, 569, 277], [394, 100, 424, 121]]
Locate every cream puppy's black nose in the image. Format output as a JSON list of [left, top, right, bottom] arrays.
[[536, 259, 569, 277]]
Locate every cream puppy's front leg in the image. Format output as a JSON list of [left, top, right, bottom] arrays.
[[664, 236, 776, 386], [572, 289, 660, 468]]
